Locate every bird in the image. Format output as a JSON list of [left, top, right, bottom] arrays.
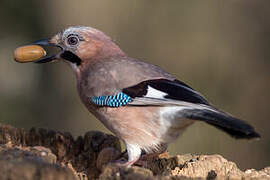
[[19, 26, 260, 166]]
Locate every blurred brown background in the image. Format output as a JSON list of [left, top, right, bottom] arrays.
[[0, 0, 269, 170]]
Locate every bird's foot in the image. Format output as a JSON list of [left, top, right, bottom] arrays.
[[113, 151, 167, 168], [133, 153, 160, 168], [113, 157, 138, 167], [112, 150, 167, 168], [135, 151, 170, 168]]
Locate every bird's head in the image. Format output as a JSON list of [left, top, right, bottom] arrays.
[[31, 26, 126, 74]]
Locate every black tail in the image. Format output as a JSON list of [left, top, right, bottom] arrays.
[[182, 108, 260, 139]]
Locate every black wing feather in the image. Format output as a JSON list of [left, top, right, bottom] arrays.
[[123, 78, 210, 105]]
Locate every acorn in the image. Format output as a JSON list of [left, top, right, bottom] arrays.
[[14, 45, 46, 63]]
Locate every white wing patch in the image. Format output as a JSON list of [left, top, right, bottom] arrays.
[[145, 86, 168, 99]]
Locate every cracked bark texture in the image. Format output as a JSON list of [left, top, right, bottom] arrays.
[[0, 124, 269, 180]]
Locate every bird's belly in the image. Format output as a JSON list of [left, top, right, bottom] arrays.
[[93, 106, 194, 152]]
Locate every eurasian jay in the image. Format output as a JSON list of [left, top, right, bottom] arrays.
[[20, 26, 260, 166]]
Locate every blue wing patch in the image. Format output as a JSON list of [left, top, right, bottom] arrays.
[[90, 92, 132, 107]]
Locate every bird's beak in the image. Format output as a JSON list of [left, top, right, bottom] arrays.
[[15, 38, 82, 66], [32, 38, 63, 64]]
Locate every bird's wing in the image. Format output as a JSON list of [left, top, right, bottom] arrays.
[[122, 79, 260, 139], [89, 78, 260, 139], [122, 78, 210, 106], [89, 78, 209, 107]]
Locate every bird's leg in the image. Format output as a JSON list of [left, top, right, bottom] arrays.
[[114, 151, 163, 167], [134, 144, 168, 167], [114, 143, 141, 167], [114, 144, 168, 167]]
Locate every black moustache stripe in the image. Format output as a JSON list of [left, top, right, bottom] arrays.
[[60, 51, 82, 66]]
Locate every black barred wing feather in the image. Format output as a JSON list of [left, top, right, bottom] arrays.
[[90, 92, 132, 107]]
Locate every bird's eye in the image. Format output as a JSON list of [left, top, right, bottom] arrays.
[[66, 35, 79, 46]]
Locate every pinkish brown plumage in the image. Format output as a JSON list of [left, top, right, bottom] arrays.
[[17, 26, 260, 167]]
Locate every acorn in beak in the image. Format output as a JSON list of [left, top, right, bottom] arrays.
[[14, 38, 63, 64], [14, 38, 82, 66]]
